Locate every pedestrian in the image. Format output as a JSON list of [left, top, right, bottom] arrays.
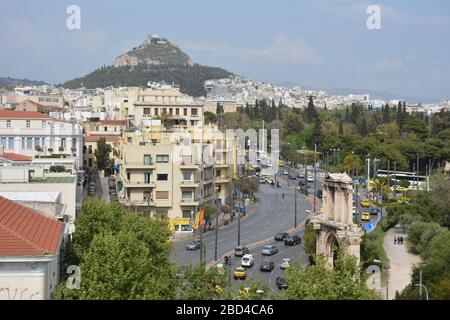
[[282, 193, 285, 199], [394, 236, 397, 245], [400, 236, 404, 245]]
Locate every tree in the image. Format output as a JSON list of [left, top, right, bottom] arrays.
[[342, 154, 363, 175], [232, 176, 259, 198], [204, 111, 217, 125], [94, 138, 112, 171], [283, 111, 304, 135], [305, 95, 317, 122], [53, 199, 175, 300], [383, 103, 391, 123], [50, 165, 66, 173], [285, 253, 380, 300]]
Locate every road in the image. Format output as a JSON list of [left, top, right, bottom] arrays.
[[171, 178, 312, 267], [229, 229, 309, 292]]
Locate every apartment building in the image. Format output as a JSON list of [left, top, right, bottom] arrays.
[[0, 165, 79, 228], [118, 127, 236, 235], [0, 196, 64, 300], [0, 111, 83, 169]]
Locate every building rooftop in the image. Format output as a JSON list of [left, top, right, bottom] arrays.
[[0, 152, 32, 162], [0, 110, 51, 119], [0, 196, 64, 256]]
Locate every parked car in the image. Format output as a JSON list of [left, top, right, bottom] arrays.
[[307, 176, 314, 182], [284, 235, 302, 246], [370, 207, 378, 215], [186, 240, 202, 251], [234, 246, 250, 257], [280, 258, 292, 269], [241, 254, 255, 268], [261, 245, 279, 256], [283, 170, 289, 175], [361, 212, 371, 221], [289, 175, 297, 180], [317, 189, 323, 198], [233, 267, 247, 280], [276, 277, 288, 290], [259, 259, 275, 272], [274, 232, 289, 241], [259, 177, 266, 184]]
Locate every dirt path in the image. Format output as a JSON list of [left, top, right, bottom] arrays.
[[383, 225, 422, 299]]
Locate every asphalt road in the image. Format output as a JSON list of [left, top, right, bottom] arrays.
[[228, 229, 309, 292], [171, 179, 313, 267]]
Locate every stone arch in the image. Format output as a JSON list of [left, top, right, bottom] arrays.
[[324, 231, 340, 266]]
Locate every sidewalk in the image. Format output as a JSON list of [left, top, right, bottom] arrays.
[[383, 225, 422, 299]]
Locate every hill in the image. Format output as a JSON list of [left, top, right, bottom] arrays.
[[0, 77, 48, 89], [61, 34, 233, 97]]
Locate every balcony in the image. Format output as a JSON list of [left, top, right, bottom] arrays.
[[203, 175, 214, 184], [125, 162, 156, 169], [122, 180, 156, 188], [180, 198, 200, 206], [216, 175, 230, 183], [125, 199, 156, 207], [180, 162, 199, 169], [180, 180, 200, 188], [215, 162, 230, 168]]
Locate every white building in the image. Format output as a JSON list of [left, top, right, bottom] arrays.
[[0, 196, 64, 300], [0, 110, 83, 169]]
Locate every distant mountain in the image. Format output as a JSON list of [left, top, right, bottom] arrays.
[[0, 77, 48, 89], [62, 34, 233, 97]]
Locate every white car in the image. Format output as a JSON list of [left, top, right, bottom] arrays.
[[352, 207, 357, 215], [283, 170, 289, 175], [307, 176, 314, 182], [280, 258, 292, 269], [241, 254, 255, 267]]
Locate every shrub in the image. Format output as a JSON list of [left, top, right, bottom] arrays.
[[50, 165, 66, 173], [407, 221, 446, 256]]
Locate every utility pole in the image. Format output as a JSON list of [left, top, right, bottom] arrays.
[[367, 156, 371, 193], [387, 160, 391, 203], [393, 162, 397, 198], [199, 222, 203, 266], [416, 157, 420, 190], [419, 269, 423, 300], [304, 154, 308, 196], [214, 206, 219, 262], [294, 185, 297, 228], [237, 209, 241, 246]]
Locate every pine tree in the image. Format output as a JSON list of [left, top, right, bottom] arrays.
[[383, 103, 390, 123], [339, 121, 344, 136]]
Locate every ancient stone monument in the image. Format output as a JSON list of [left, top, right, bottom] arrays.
[[312, 173, 363, 267]]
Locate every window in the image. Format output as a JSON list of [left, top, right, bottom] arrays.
[[144, 172, 151, 184], [143, 191, 152, 202], [22, 137, 25, 149], [183, 108, 188, 116], [169, 108, 173, 115], [154, 108, 158, 116], [88, 145, 93, 154], [155, 191, 169, 200], [8, 137, 14, 149], [182, 210, 191, 218], [156, 154, 169, 163], [157, 173, 168, 181], [88, 158, 93, 167], [182, 171, 192, 181], [27, 137, 33, 149], [144, 108, 150, 115], [72, 138, 77, 151], [176, 108, 180, 115], [143, 154, 152, 165], [191, 108, 198, 116], [182, 191, 192, 200], [60, 138, 66, 149], [26, 120, 30, 128], [127, 172, 131, 181], [35, 137, 41, 148], [6, 120, 11, 128], [0, 137, 6, 147], [104, 126, 107, 132]]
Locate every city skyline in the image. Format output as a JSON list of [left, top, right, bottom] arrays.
[[0, 1, 449, 101]]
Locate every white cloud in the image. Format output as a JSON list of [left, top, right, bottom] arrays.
[[183, 33, 322, 65]]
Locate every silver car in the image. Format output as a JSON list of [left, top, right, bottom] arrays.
[[261, 245, 279, 256], [280, 258, 292, 269]]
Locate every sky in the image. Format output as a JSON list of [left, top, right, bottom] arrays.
[[0, 0, 449, 102]]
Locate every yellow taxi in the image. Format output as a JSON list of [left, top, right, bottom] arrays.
[[361, 212, 371, 221], [233, 267, 247, 280], [279, 160, 285, 167], [360, 200, 371, 207]]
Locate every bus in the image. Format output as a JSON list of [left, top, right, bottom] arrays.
[[377, 170, 429, 191]]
